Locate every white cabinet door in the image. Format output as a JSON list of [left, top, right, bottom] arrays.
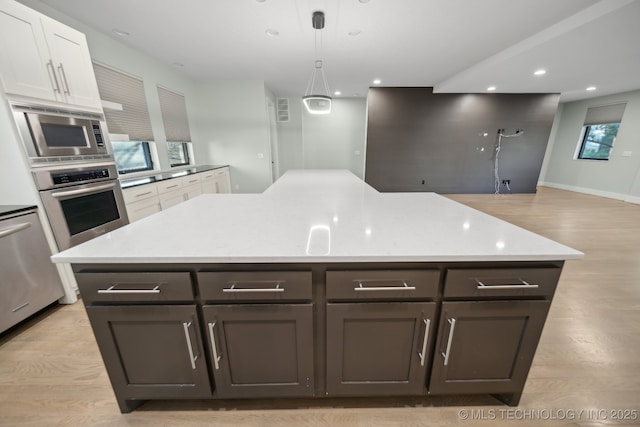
[[41, 17, 101, 109], [159, 190, 185, 210], [214, 168, 231, 193], [201, 171, 219, 194], [126, 197, 161, 223], [0, 1, 57, 101], [0, 1, 101, 110]]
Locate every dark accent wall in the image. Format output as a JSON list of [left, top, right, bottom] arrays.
[[364, 88, 560, 193]]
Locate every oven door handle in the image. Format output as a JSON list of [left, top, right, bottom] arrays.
[[51, 183, 116, 199]]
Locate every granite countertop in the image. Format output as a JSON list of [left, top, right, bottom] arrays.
[[0, 205, 37, 219], [52, 170, 583, 264], [119, 164, 228, 189]]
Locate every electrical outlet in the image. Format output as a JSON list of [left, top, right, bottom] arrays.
[[502, 179, 511, 185]]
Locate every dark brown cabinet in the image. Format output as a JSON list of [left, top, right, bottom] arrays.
[[325, 269, 439, 396], [74, 263, 563, 411], [85, 304, 212, 412], [202, 304, 314, 398], [197, 270, 315, 399], [428, 300, 549, 397], [326, 302, 435, 396]]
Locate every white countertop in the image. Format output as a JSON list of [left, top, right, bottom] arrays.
[[52, 170, 583, 264]]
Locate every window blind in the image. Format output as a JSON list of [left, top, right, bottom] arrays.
[[92, 63, 154, 141], [157, 86, 192, 142], [584, 102, 627, 125]]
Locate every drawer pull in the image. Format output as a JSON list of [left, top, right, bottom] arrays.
[[182, 321, 198, 370], [166, 184, 180, 189], [208, 322, 221, 370], [354, 281, 416, 292], [418, 318, 430, 366], [442, 318, 456, 366], [135, 191, 154, 198], [222, 282, 285, 293], [475, 279, 539, 290], [97, 285, 161, 294]]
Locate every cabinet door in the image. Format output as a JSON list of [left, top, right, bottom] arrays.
[[215, 169, 231, 193], [429, 300, 550, 395], [159, 190, 185, 210], [0, 2, 57, 101], [85, 305, 212, 410], [326, 302, 435, 396], [125, 197, 161, 222], [200, 171, 218, 194], [41, 17, 102, 109], [202, 304, 314, 398]]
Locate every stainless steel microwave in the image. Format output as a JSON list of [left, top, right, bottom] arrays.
[[11, 102, 112, 166]]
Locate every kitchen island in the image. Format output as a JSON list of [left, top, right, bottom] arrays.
[[53, 170, 582, 413]]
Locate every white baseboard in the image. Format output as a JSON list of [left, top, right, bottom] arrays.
[[538, 181, 639, 204]]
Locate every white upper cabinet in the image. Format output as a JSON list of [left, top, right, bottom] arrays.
[[0, 0, 101, 110]]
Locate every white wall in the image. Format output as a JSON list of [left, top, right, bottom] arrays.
[[192, 80, 273, 193], [276, 96, 367, 179], [540, 89, 640, 203]]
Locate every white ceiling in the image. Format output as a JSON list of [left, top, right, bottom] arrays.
[[34, 0, 640, 102]]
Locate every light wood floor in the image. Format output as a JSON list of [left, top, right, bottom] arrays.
[[1, 186, 639, 426]]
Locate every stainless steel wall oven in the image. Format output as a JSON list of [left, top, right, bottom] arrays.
[[33, 164, 129, 250]]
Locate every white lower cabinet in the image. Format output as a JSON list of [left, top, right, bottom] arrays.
[[123, 167, 230, 222]]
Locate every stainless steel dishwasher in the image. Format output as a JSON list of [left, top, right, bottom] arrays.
[[0, 207, 65, 333]]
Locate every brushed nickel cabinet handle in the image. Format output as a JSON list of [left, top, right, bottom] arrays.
[[182, 321, 198, 370], [442, 318, 456, 366], [0, 222, 31, 239], [57, 64, 70, 95], [208, 321, 221, 370], [222, 282, 285, 293], [476, 278, 539, 290], [46, 60, 61, 93], [418, 318, 430, 367], [354, 281, 416, 291], [97, 285, 161, 294], [135, 191, 154, 198]]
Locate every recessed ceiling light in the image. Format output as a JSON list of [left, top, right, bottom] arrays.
[[487, 86, 496, 91], [358, 0, 371, 3], [112, 29, 130, 37], [334, 91, 341, 96], [265, 28, 279, 37], [373, 79, 381, 85], [534, 69, 547, 76], [348, 29, 362, 36], [255, 0, 267, 3], [586, 86, 597, 91]]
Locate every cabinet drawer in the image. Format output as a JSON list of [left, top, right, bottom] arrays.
[[122, 183, 158, 204], [76, 272, 194, 304], [197, 271, 312, 302], [444, 268, 561, 298], [180, 174, 202, 187], [326, 270, 440, 301], [157, 179, 183, 193]]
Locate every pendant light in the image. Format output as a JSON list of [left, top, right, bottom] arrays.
[[303, 11, 332, 115]]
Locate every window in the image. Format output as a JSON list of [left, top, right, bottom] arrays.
[[577, 123, 620, 160], [92, 63, 155, 174], [157, 85, 193, 167], [576, 102, 626, 161], [111, 141, 154, 173], [167, 142, 190, 167]]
